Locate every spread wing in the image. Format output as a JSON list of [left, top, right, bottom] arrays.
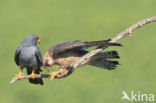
[[49, 39, 122, 56], [14, 48, 20, 66], [50, 40, 86, 54], [35, 47, 42, 66]]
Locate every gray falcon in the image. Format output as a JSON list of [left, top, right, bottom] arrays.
[[14, 35, 43, 85]]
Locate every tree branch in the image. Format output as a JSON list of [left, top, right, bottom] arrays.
[[10, 16, 156, 84], [110, 16, 156, 43]]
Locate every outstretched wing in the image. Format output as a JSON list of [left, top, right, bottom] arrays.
[[35, 47, 42, 66], [14, 48, 20, 66], [50, 40, 86, 54], [49, 39, 122, 56]]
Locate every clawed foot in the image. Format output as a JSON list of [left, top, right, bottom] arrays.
[[14, 72, 24, 80], [49, 68, 68, 80], [49, 72, 59, 80], [29, 71, 37, 79]]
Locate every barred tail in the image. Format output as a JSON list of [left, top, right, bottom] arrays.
[[92, 51, 120, 59], [89, 59, 119, 70]]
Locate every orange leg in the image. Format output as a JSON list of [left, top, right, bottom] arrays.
[[29, 69, 37, 79], [49, 68, 68, 80], [14, 69, 24, 80], [49, 72, 59, 80]]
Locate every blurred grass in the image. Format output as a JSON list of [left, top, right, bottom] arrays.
[[0, 0, 156, 103]]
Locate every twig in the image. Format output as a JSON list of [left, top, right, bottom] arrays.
[[110, 16, 156, 43], [10, 16, 156, 84], [10, 73, 68, 84]]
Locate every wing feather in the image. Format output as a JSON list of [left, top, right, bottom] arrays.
[[49, 39, 122, 56], [35, 47, 42, 66], [14, 48, 20, 66]]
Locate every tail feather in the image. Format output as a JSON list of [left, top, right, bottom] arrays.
[[26, 68, 44, 85], [92, 51, 120, 59], [89, 59, 119, 70]]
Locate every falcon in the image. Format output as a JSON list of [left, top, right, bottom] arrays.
[[14, 35, 44, 85], [43, 39, 122, 80]]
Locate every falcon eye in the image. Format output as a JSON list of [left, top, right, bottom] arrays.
[[34, 38, 38, 40]]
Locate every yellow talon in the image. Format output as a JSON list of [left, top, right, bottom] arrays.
[[49, 72, 59, 80], [29, 70, 37, 79], [14, 70, 24, 80], [50, 76, 54, 80], [49, 73, 54, 80]]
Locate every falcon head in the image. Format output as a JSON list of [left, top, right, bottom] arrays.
[[43, 52, 54, 70], [22, 35, 40, 46]]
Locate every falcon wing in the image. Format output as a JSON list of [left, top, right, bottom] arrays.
[[50, 40, 86, 54], [35, 47, 42, 66], [14, 48, 20, 66], [49, 39, 122, 56]]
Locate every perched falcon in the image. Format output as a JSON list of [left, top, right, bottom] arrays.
[[43, 39, 122, 80], [14, 35, 43, 85]]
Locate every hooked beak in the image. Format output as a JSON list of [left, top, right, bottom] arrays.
[[36, 39, 40, 44]]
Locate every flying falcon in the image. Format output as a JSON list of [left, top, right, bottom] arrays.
[[43, 39, 122, 80], [14, 35, 43, 85]]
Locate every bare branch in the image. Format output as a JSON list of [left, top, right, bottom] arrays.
[[10, 16, 156, 84], [110, 16, 156, 43], [63, 16, 156, 75], [10, 73, 66, 84], [10, 74, 49, 84]]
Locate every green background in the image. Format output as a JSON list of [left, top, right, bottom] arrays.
[[0, 0, 155, 103]]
